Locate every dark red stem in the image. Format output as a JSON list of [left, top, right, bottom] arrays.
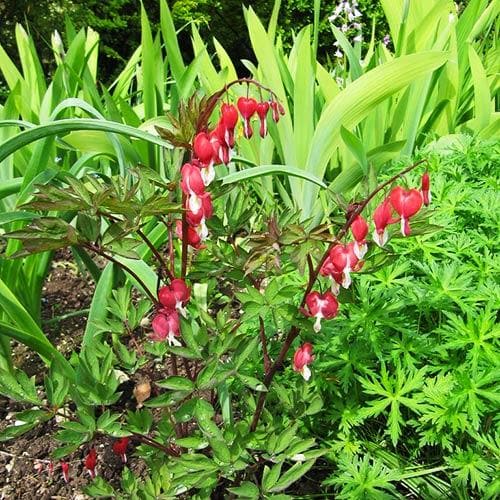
[[83, 243, 158, 305], [137, 228, 173, 281], [181, 193, 189, 278]]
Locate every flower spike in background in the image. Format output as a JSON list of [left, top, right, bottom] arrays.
[[60, 461, 70, 483]]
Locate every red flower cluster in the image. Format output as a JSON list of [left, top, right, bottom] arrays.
[[179, 97, 283, 248], [151, 278, 190, 345], [237, 96, 283, 139], [320, 240, 363, 293], [374, 173, 430, 243], [295, 172, 431, 380]]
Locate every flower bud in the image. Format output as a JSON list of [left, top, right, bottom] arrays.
[[293, 343, 314, 381], [270, 101, 280, 122], [256, 101, 270, 138], [421, 172, 431, 206]]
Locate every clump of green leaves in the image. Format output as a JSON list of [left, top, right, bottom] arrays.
[[315, 139, 500, 497]]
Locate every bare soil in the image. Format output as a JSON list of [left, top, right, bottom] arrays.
[[0, 251, 129, 499]]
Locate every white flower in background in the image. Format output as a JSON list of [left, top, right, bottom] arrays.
[[329, 0, 364, 64], [383, 34, 391, 46]]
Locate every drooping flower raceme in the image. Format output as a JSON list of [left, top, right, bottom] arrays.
[[293, 343, 314, 381]]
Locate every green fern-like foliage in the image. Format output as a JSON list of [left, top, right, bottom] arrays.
[[317, 139, 500, 497]]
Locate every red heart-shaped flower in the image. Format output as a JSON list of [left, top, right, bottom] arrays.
[[389, 186, 423, 218], [237, 97, 257, 118]]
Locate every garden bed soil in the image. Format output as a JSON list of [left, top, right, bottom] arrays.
[[0, 251, 134, 499]]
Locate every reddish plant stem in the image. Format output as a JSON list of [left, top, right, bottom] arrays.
[[168, 216, 175, 276], [171, 353, 178, 376], [259, 317, 271, 373], [181, 193, 189, 278], [137, 228, 173, 281], [182, 358, 194, 381], [249, 159, 427, 431], [98, 211, 172, 281], [83, 243, 158, 305], [131, 432, 180, 457], [197, 78, 283, 132]]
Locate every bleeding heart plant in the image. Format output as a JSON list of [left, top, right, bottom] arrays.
[[0, 77, 433, 498]]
